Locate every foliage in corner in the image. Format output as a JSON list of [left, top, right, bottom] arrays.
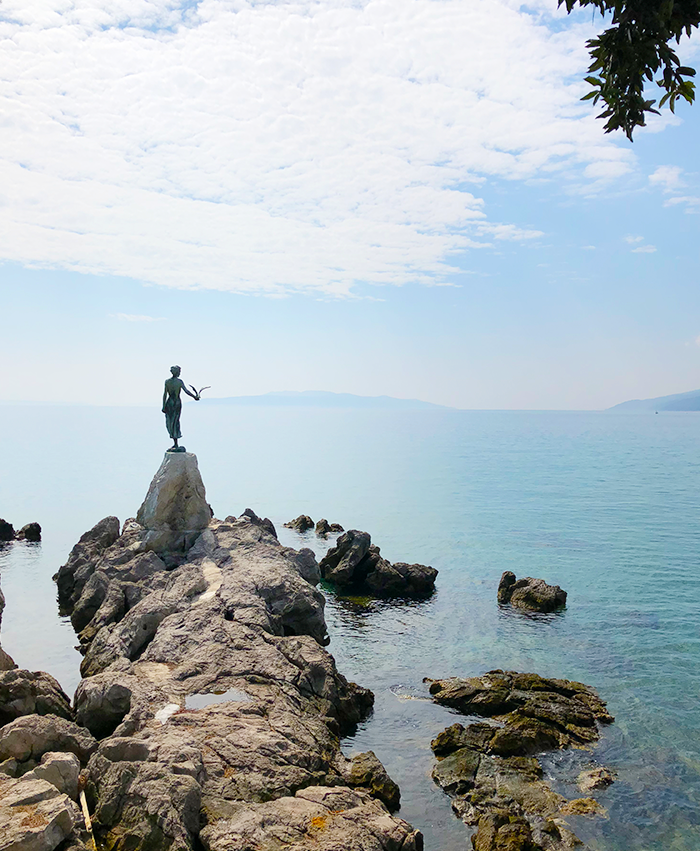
[[560, 0, 699, 139]]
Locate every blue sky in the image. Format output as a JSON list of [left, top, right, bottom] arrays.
[[0, 0, 698, 409]]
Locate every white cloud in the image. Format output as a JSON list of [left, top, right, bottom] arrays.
[[111, 313, 165, 321], [665, 195, 700, 214], [0, 0, 634, 296], [649, 165, 684, 192], [624, 235, 645, 244], [631, 245, 657, 254]]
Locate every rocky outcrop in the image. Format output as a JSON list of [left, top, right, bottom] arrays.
[[497, 571, 567, 612], [22, 751, 81, 801], [0, 670, 73, 727], [0, 714, 98, 766], [0, 519, 42, 542], [199, 786, 422, 851], [0, 519, 14, 541], [136, 452, 213, 552], [284, 515, 314, 532], [427, 671, 614, 851], [55, 515, 121, 614], [314, 519, 344, 537], [0, 581, 16, 671], [54, 455, 419, 851], [319, 530, 437, 598], [0, 774, 82, 851], [17, 522, 42, 542]]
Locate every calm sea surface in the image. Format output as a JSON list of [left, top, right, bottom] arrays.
[[1, 404, 699, 850]]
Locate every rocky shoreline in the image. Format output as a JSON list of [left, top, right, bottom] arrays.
[[0, 452, 616, 851], [1, 453, 423, 851]]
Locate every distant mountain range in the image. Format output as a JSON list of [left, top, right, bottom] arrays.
[[609, 389, 700, 412], [201, 390, 450, 410]]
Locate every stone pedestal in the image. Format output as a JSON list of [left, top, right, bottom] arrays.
[[136, 452, 212, 552]]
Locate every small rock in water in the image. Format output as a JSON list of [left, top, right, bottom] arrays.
[[497, 570, 567, 612], [16, 522, 42, 541], [577, 766, 615, 792], [315, 518, 331, 536], [0, 519, 14, 541], [284, 514, 314, 532], [320, 529, 437, 598]]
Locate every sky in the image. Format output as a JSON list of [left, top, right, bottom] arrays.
[[0, 0, 698, 409]]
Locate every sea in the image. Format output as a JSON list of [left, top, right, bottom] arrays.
[[1, 403, 699, 850]]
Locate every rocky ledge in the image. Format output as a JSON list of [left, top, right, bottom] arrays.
[[319, 529, 437, 598], [44, 452, 423, 851], [427, 670, 614, 851]]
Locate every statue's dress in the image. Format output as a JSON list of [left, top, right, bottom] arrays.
[[163, 395, 182, 440]]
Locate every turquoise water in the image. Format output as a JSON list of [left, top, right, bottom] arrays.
[[1, 405, 699, 849]]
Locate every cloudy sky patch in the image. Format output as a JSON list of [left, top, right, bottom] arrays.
[[0, 0, 633, 296]]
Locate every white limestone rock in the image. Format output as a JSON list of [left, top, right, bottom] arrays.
[[23, 752, 81, 801], [0, 774, 80, 851]]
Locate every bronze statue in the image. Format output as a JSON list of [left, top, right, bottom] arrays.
[[162, 366, 209, 452]]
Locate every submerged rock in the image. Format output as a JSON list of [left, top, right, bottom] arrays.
[[319, 530, 437, 598], [497, 571, 567, 612], [284, 514, 314, 532], [577, 766, 615, 793], [428, 670, 614, 851]]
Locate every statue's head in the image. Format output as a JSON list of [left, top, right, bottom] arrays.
[[170, 365, 181, 377]]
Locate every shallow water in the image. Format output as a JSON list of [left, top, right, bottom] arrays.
[[1, 405, 699, 849]]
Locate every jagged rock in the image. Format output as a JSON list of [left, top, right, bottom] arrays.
[[0, 758, 17, 777], [319, 530, 437, 598], [239, 508, 277, 539], [284, 515, 314, 532], [0, 715, 97, 765], [0, 774, 80, 851], [577, 766, 614, 793], [16, 522, 42, 542], [199, 786, 423, 851], [428, 671, 612, 750], [329, 523, 344, 533], [56, 458, 415, 851], [498, 571, 567, 612], [0, 519, 14, 541], [136, 452, 213, 552], [55, 516, 121, 611], [429, 671, 614, 850], [0, 670, 73, 726], [0, 649, 15, 672], [340, 751, 401, 812], [23, 752, 81, 801], [315, 518, 331, 536], [0, 583, 16, 672]]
